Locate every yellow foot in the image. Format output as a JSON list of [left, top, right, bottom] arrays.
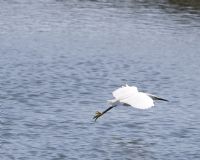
[[93, 111, 102, 121]]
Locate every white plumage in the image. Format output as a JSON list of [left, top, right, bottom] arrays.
[[111, 84, 154, 109], [112, 85, 138, 100], [93, 84, 168, 121]]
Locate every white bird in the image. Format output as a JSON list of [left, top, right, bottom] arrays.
[[93, 84, 168, 121]]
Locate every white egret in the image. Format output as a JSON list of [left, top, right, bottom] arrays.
[[93, 84, 168, 121]]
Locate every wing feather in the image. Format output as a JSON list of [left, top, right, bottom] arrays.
[[112, 85, 138, 100], [120, 92, 154, 109]]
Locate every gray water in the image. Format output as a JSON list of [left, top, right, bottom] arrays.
[[0, 0, 200, 159]]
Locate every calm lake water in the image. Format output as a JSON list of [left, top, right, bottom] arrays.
[[0, 0, 200, 159]]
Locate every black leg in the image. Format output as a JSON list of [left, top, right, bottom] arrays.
[[93, 105, 116, 121]]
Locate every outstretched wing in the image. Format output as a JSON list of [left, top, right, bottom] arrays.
[[112, 84, 138, 100], [120, 92, 154, 109]]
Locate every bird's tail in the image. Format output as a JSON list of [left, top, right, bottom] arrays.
[[107, 99, 119, 106]]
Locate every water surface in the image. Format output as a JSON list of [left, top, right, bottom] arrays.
[[0, 0, 200, 159]]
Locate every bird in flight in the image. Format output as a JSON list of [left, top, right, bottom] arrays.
[[93, 84, 168, 121]]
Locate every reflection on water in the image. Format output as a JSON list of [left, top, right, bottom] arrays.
[[169, 0, 200, 9], [0, 0, 200, 160]]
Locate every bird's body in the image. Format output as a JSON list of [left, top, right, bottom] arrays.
[[93, 84, 168, 121], [109, 84, 154, 109]]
